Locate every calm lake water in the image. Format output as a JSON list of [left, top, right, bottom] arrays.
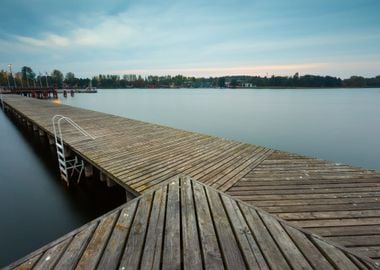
[[62, 88, 380, 170], [1, 88, 380, 266], [0, 107, 125, 266]]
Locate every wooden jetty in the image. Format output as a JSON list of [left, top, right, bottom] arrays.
[[1, 87, 56, 94], [4, 176, 378, 270], [2, 95, 380, 266], [1, 87, 58, 99]]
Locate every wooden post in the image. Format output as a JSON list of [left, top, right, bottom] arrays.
[[38, 129, 45, 136], [106, 177, 115, 187], [99, 173, 106, 182], [64, 146, 71, 158], [125, 190, 135, 202], [48, 136, 55, 145], [33, 124, 38, 131], [84, 164, 93, 177]]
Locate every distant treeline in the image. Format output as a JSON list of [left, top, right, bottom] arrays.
[[1, 66, 379, 89]]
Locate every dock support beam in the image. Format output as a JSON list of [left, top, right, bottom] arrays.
[[33, 125, 38, 131], [99, 172, 117, 187], [38, 129, 45, 136], [125, 191, 135, 202], [84, 164, 93, 177], [106, 177, 116, 187], [48, 136, 55, 145], [64, 146, 72, 158]]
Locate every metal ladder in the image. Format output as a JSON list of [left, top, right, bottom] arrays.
[[52, 115, 95, 186]]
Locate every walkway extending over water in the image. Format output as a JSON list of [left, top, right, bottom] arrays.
[[2, 95, 273, 195], [5, 176, 378, 270], [2, 95, 380, 263]]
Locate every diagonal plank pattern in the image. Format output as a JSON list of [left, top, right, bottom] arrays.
[[227, 151, 380, 262], [2, 95, 272, 195], [5, 176, 378, 270], [3, 95, 380, 262]]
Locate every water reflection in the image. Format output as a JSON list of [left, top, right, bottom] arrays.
[[0, 110, 125, 267]]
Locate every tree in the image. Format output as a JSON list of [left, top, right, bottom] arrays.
[[343, 76, 367, 87], [173, 75, 185, 87], [21, 66, 35, 87], [64, 72, 76, 87], [0, 70, 9, 87], [51, 69, 64, 88], [230, 79, 238, 88], [218, 77, 225, 88]]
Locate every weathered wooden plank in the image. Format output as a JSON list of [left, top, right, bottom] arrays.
[[140, 186, 168, 270], [192, 181, 225, 269], [347, 254, 371, 270], [227, 186, 380, 195], [326, 235, 380, 248], [239, 203, 291, 270], [119, 193, 153, 270], [10, 253, 42, 270], [76, 211, 119, 269], [283, 224, 334, 269], [32, 238, 72, 269], [310, 225, 380, 237], [54, 223, 97, 269], [181, 176, 203, 270], [291, 217, 380, 228], [97, 200, 138, 269], [221, 194, 268, 269], [312, 237, 360, 269], [263, 202, 380, 214], [205, 188, 247, 269], [278, 210, 380, 220], [162, 178, 182, 270], [258, 211, 313, 270]]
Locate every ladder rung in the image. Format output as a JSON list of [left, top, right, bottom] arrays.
[[57, 151, 64, 159], [67, 164, 83, 170], [56, 144, 63, 150], [58, 159, 66, 167]]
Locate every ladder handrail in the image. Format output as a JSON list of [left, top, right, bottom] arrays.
[[51, 114, 95, 186], [52, 114, 96, 142]]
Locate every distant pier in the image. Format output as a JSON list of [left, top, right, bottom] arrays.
[[0, 87, 96, 99], [1, 95, 380, 268], [1, 87, 58, 99]]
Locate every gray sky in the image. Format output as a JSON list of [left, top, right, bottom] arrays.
[[1, 0, 379, 78]]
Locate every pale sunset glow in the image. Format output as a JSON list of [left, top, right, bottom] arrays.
[[116, 63, 327, 77]]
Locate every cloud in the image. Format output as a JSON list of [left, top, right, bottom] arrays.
[[15, 34, 70, 47], [0, 0, 379, 78]]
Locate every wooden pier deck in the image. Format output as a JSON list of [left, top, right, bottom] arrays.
[[226, 151, 380, 262], [2, 95, 274, 195], [5, 176, 378, 270], [2, 95, 380, 265]]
